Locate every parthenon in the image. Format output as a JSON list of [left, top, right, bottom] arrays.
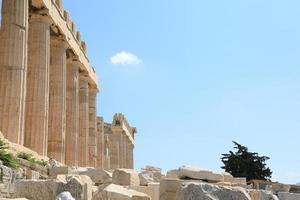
[[0, 0, 136, 169]]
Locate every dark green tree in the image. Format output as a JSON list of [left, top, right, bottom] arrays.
[[221, 141, 272, 181]]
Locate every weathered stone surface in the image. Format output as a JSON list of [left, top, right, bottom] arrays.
[[141, 166, 162, 182], [222, 172, 234, 183], [177, 182, 251, 200], [139, 172, 154, 186], [25, 169, 40, 180], [248, 190, 279, 200], [79, 168, 112, 185], [178, 166, 224, 182], [159, 178, 182, 200], [92, 184, 150, 200], [112, 169, 140, 186], [56, 192, 75, 200], [49, 166, 73, 178], [63, 175, 93, 200], [278, 192, 300, 200], [0, 198, 29, 200], [127, 183, 160, 200], [272, 184, 291, 194], [13, 179, 66, 200], [232, 177, 247, 187], [166, 169, 179, 179], [14, 175, 92, 200]]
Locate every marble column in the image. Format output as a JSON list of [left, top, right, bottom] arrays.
[[0, 0, 28, 144], [47, 36, 68, 163], [65, 58, 80, 166], [96, 117, 104, 169], [78, 75, 89, 167], [24, 13, 52, 156], [125, 138, 130, 169], [88, 88, 98, 167], [109, 131, 121, 169]]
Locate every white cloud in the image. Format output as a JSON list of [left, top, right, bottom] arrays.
[[110, 51, 142, 65]]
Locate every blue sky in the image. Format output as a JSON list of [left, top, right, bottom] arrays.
[[62, 0, 300, 184]]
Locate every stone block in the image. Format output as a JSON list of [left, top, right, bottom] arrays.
[[25, 169, 40, 180], [13, 179, 66, 200], [49, 166, 73, 178], [139, 172, 154, 186], [141, 166, 162, 182], [166, 169, 179, 179], [177, 182, 251, 200], [112, 169, 140, 186], [178, 165, 224, 182], [92, 184, 150, 200], [79, 167, 112, 185], [13, 175, 93, 200], [159, 178, 182, 200], [222, 172, 234, 183], [278, 192, 300, 200], [63, 175, 93, 200], [272, 184, 291, 194], [127, 183, 160, 200], [248, 189, 279, 200], [232, 177, 247, 188]]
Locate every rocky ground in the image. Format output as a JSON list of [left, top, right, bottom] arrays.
[[0, 133, 300, 200]]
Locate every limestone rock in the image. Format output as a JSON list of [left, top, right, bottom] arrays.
[[166, 169, 179, 179], [13, 179, 66, 200], [139, 172, 154, 186], [56, 192, 75, 200], [92, 184, 150, 200], [79, 168, 112, 185], [112, 169, 140, 186], [232, 177, 247, 188], [222, 172, 234, 183], [64, 175, 93, 200], [177, 182, 251, 200], [0, 198, 29, 200], [178, 165, 224, 182], [141, 166, 162, 182], [127, 183, 160, 200], [13, 175, 93, 200], [278, 192, 300, 200], [248, 190, 279, 200], [49, 166, 73, 179], [272, 184, 291, 194], [159, 178, 183, 200]]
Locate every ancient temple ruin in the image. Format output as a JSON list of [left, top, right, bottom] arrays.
[[0, 0, 136, 169]]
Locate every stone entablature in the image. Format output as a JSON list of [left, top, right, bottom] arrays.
[[31, 0, 98, 87]]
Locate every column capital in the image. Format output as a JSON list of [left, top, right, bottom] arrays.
[[89, 87, 99, 94], [67, 57, 83, 68], [29, 12, 53, 25], [51, 35, 69, 49]]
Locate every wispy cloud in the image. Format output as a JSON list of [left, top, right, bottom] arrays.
[[110, 51, 142, 65]]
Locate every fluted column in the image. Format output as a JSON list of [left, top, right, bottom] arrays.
[[129, 142, 134, 169], [109, 130, 121, 169], [125, 138, 130, 168], [65, 58, 80, 166], [24, 13, 52, 156], [96, 117, 104, 169], [78, 75, 89, 167], [0, 0, 28, 144], [88, 88, 98, 167], [47, 36, 68, 163]]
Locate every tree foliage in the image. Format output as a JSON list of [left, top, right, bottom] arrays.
[[221, 141, 272, 181]]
